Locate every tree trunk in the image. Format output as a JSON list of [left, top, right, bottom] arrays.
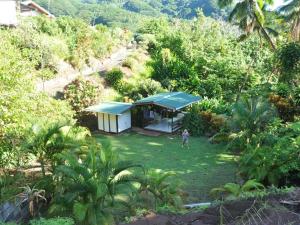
[[254, 14, 276, 50], [40, 156, 46, 177]]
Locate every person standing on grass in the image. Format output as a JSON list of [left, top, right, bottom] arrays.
[[182, 129, 190, 149]]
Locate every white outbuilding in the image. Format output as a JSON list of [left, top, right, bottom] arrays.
[[86, 102, 132, 133]]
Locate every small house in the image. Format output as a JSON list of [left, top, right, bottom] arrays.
[[0, 0, 54, 27], [86, 92, 201, 134], [86, 102, 132, 134], [0, 0, 18, 26], [20, 1, 54, 18]]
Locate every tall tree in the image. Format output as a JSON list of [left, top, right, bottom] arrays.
[[280, 0, 300, 41], [218, 0, 276, 50]]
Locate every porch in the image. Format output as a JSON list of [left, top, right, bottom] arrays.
[[134, 92, 201, 133], [144, 112, 185, 133]]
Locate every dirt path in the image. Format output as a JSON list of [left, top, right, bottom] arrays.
[[36, 46, 134, 96]]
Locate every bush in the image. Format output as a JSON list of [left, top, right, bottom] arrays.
[[239, 121, 300, 186], [269, 93, 295, 121], [120, 78, 165, 101], [197, 98, 231, 115], [30, 218, 74, 225], [105, 68, 124, 89], [182, 106, 226, 137], [275, 42, 300, 85], [122, 57, 137, 69], [63, 77, 100, 120]]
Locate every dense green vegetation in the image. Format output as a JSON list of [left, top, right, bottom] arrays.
[[36, 0, 222, 18], [129, 8, 300, 190], [34, 0, 225, 30], [0, 16, 129, 173]]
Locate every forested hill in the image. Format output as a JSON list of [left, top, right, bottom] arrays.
[[35, 0, 224, 29]]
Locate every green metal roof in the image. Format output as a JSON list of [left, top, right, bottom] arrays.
[[134, 92, 201, 110], [85, 102, 132, 115]]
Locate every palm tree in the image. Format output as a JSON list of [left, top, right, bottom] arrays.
[[139, 170, 183, 210], [218, 0, 276, 49], [231, 96, 275, 137], [228, 96, 276, 151], [51, 143, 144, 225], [279, 0, 300, 41], [24, 122, 89, 177]]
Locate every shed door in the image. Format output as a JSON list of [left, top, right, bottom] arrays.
[[109, 115, 117, 133], [98, 113, 104, 131], [104, 114, 110, 132]]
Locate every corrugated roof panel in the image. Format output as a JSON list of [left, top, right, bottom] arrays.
[[135, 92, 201, 110], [85, 102, 132, 115]]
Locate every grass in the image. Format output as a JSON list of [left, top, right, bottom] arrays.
[[95, 132, 237, 202]]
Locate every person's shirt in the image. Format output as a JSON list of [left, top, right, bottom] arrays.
[[182, 132, 189, 139]]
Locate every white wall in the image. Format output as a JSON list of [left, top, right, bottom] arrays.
[[0, 0, 18, 26], [97, 113, 119, 133], [104, 114, 109, 132], [118, 110, 131, 132], [98, 113, 104, 130], [109, 115, 117, 133], [20, 10, 39, 17]]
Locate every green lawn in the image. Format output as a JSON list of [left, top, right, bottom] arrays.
[[95, 132, 237, 202]]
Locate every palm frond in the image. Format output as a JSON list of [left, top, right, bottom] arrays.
[[229, 1, 248, 22], [218, 0, 234, 8]]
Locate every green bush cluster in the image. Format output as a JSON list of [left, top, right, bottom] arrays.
[[119, 78, 165, 101], [182, 106, 226, 137], [0, 218, 74, 225], [144, 17, 271, 102], [105, 68, 124, 89], [63, 77, 100, 119], [239, 121, 300, 186], [30, 218, 74, 225]]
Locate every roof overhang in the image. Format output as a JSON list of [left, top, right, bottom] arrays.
[[134, 92, 201, 111], [85, 102, 132, 116], [21, 1, 55, 18]]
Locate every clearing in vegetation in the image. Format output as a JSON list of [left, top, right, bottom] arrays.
[[96, 132, 237, 202]]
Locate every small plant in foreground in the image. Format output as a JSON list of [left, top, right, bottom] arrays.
[[210, 179, 265, 201]]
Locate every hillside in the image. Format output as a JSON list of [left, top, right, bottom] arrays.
[[34, 0, 224, 29]]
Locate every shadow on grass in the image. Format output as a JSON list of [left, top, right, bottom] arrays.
[[96, 132, 237, 202]]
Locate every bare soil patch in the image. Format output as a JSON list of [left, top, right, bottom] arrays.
[[123, 189, 300, 225]]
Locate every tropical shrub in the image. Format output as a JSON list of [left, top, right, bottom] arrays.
[[294, 87, 300, 107], [197, 98, 231, 115], [64, 77, 100, 120], [30, 218, 74, 225], [182, 106, 226, 136], [268, 83, 299, 121], [139, 170, 183, 210], [239, 121, 300, 186], [144, 17, 272, 102], [105, 68, 124, 89], [51, 142, 144, 225], [275, 42, 300, 85], [24, 122, 90, 177], [210, 180, 265, 200], [122, 57, 137, 69], [17, 186, 47, 218], [269, 93, 295, 121], [228, 96, 276, 150], [120, 78, 165, 101]]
